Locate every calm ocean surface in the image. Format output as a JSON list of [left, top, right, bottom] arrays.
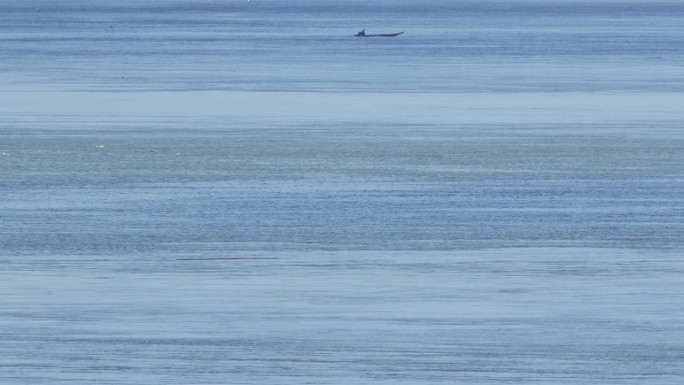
[[2, 1, 684, 384]]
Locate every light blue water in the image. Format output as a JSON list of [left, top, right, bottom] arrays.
[[1, 1, 684, 384]]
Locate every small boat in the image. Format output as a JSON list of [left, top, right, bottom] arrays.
[[355, 30, 403, 37]]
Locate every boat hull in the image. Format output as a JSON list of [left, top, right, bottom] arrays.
[[355, 32, 404, 37]]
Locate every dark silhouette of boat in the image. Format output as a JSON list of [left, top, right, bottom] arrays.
[[355, 30, 403, 37]]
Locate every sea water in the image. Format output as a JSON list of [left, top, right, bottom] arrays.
[[1, 1, 684, 384]]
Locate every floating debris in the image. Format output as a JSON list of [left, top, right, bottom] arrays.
[[1, 152, 10, 157]]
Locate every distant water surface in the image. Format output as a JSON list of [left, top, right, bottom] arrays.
[[1, 1, 684, 384], [2, 0, 684, 91]]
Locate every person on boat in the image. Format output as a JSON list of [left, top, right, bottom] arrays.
[[357, 29, 366, 36]]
